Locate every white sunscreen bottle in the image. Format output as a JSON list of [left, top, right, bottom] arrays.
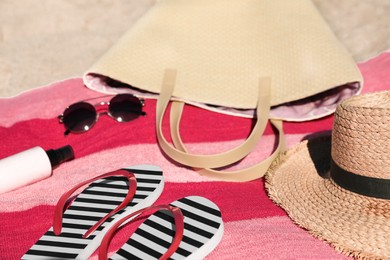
[[0, 145, 74, 194]]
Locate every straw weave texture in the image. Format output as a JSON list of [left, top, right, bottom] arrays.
[[85, 0, 362, 113], [332, 91, 390, 178], [266, 91, 390, 259]]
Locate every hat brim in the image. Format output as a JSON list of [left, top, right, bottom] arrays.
[[265, 135, 390, 259]]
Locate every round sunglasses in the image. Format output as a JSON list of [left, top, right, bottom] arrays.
[[58, 94, 146, 135]]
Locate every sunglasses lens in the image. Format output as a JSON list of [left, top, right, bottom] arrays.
[[109, 94, 144, 122], [62, 102, 97, 133]]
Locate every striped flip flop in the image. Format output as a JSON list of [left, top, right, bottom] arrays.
[[99, 196, 224, 260], [22, 164, 164, 259]]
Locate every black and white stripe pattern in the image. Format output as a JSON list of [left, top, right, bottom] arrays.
[[22, 165, 164, 259], [110, 196, 224, 260]]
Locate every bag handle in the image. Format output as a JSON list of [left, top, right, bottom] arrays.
[[170, 100, 285, 181], [156, 69, 285, 180]]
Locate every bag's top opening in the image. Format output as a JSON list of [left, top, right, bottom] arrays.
[[84, 73, 361, 122]]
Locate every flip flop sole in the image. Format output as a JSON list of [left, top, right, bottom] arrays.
[[22, 164, 164, 259], [110, 195, 224, 260]]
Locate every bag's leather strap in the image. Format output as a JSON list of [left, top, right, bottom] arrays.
[[156, 69, 286, 181], [171, 102, 285, 181]]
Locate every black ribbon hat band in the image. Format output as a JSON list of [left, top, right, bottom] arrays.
[[330, 158, 390, 200]]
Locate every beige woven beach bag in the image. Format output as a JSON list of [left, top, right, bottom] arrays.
[[83, 0, 362, 181]]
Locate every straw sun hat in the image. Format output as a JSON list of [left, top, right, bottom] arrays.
[[266, 91, 390, 259]]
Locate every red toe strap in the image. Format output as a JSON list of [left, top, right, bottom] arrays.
[[99, 205, 184, 260], [53, 169, 137, 237]]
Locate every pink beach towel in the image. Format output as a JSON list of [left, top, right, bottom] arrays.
[[0, 52, 389, 259]]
